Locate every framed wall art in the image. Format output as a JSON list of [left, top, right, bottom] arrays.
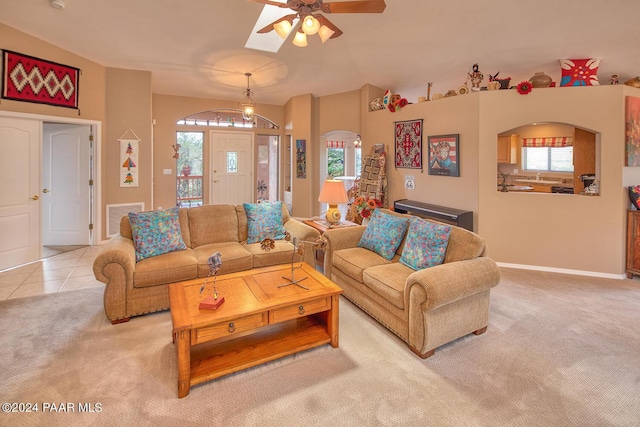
[[394, 119, 423, 171], [625, 96, 640, 166], [119, 128, 140, 187], [295, 139, 306, 178], [428, 134, 459, 177]]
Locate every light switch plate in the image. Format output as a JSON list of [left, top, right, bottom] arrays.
[[163, 169, 172, 175]]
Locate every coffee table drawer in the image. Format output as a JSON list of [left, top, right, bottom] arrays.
[[193, 313, 265, 344], [269, 297, 330, 323]]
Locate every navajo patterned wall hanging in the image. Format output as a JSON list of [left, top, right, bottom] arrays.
[[1, 50, 80, 110], [394, 119, 423, 171]]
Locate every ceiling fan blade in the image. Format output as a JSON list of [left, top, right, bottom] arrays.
[[322, 0, 386, 14], [250, 0, 291, 8], [257, 13, 298, 33], [316, 14, 343, 39]]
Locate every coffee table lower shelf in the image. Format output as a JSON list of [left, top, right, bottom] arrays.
[[189, 315, 331, 389]]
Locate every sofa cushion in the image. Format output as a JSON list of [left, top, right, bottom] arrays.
[[128, 207, 187, 262], [358, 209, 409, 260], [333, 247, 393, 283], [133, 248, 197, 288], [444, 227, 487, 263], [193, 242, 253, 277], [188, 205, 239, 248], [121, 208, 191, 247], [363, 263, 415, 310], [243, 201, 287, 244], [399, 217, 451, 270]]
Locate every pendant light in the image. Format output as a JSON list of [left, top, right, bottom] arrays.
[[292, 29, 308, 47], [301, 15, 320, 35], [239, 72, 256, 122]]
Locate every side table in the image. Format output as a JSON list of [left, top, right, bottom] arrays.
[[303, 219, 359, 271]]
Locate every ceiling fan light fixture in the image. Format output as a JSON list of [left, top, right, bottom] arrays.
[[318, 25, 335, 43], [239, 72, 256, 122], [292, 29, 308, 47], [301, 15, 320, 35], [273, 19, 293, 39]]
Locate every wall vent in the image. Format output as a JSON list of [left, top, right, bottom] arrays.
[[106, 202, 144, 237]]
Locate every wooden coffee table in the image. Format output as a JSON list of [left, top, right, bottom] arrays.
[[169, 263, 343, 398]]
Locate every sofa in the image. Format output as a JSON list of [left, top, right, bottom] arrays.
[[93, 203, 320, 324], [322, 208, 501, 358]]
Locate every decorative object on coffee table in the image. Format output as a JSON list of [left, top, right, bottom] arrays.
[[199, 252, 225, 310], [261, 233, 326, 289]]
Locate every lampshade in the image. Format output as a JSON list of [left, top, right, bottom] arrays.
[[318, 25, 335, 43], [301, 15, 320, 35], [273, 19, 293, 38], [292, 29, 308, 47], [239, 72, 256, 122], [318, 179, 349, 225]]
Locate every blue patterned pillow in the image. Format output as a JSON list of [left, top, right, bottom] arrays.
[[399, 217, 451, 270], [243, 201, 287, 244], [129, 207, 187, 262], [358, 209, 409, 260]]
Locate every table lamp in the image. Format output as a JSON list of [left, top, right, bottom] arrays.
[[318, 179, 349, 226]]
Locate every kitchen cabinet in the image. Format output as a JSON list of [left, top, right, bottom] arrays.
[[573, 128, 596, 193], [626, 210, 640, 278], [497, 135, 518, 164]]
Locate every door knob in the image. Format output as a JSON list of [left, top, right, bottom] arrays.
[[42, 189, 49, 193], [213, 180, 219, 183], [30, 195, 39, 200]]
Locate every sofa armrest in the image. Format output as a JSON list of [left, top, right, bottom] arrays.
[[284, 218, 321, 266], [405, 257, 501, 311], [92, 234, 137, 321], [322, 226, 366, 278]]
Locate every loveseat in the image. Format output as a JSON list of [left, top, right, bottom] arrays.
[[93, 203, 319, 324], [322, 208, 501, 358]]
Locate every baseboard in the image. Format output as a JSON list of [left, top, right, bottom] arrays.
[[496, 262, 626, 280]]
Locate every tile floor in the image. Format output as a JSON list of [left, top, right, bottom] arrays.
[[0, 245, 104, 301]]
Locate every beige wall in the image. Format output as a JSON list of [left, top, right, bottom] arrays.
[[284, 94, 314, 217], [0, 23, 106, 122], [152, 94, 283, 211], [5, 22, 640, 275], [478, 85, 639, 276], [104, 68, 153, 234]]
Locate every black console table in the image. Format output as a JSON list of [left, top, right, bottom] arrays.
[[393, 199, 473, 231]]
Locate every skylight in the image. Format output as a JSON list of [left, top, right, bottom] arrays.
[[245, 2, 299, 53]]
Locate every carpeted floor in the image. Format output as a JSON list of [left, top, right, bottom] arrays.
[[1, 268, 639, 426]]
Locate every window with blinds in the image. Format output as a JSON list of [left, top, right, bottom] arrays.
[[523, 146, 574, 172]]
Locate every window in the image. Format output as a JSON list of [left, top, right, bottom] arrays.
[[523, 146, 574, 172], [176, 132, 204, 207], [327, 148, 344, 177]]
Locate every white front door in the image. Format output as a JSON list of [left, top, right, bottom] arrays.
[[42, 123, 91, 245], [0, 117, 41, 270], [210, 131, 253, 205]]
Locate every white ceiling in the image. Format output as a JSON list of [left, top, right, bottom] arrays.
[[1, 0, 638, 106]]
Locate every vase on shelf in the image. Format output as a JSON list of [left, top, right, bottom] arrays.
[[529, 72, 552, 88], [361, 217, 370, 226], [628, 186, 640, 209]]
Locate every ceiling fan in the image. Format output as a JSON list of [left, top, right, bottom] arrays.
[[251, 0, 386, 45]]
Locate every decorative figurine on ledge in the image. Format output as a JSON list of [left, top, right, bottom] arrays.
[[468, 63, 484, 91], [199, 252, 225, 310]]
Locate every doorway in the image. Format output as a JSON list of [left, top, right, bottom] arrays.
[[209, 131, 254, 205], [0, 113, 100, 271]]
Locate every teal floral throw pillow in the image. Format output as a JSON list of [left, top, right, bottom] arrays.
[[243, 201, 287, 244], [129, 207, 187, 262], [399, 217, 451, 270], [358, 209, 409, 260]]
